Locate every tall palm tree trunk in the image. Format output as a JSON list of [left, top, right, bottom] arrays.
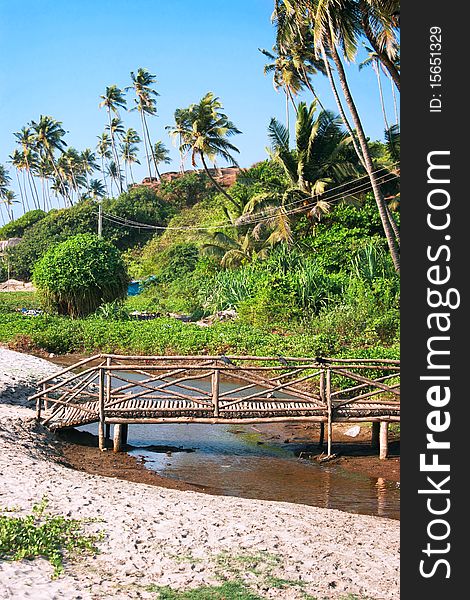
[[326, 38, 400, 271], [107, 109, 123, 192], [101, 156, 110, 197], [320, 44, 366, 170], [374, 60, 390, 132], [140, 111, 152, 179], [200, 154, 238, 208], [143, 116, 159, 180], [16, 171, 29, 213], [390, 74, 399, 125]]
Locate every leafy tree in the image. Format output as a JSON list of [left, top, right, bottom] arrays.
[[0, 209, 46, 239], [33, 233, 128, 317], [167, 92, 241, 206]]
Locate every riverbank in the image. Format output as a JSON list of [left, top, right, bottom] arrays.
[[1, 348, 399, 599]]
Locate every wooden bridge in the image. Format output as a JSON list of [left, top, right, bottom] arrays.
[[31, 354, 400, 459]]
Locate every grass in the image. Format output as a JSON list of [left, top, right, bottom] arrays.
[[147, 581, 264, 599], [0, 498, 103, 577], [0, 292, 399, 360]]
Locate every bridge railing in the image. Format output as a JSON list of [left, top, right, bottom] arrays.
[[30, 354, 400, 456]]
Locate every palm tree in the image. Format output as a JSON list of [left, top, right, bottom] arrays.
[[167, 92, 241, 206], [121, 128, 141, 185], [8, 150, 30, 213], [13, 127, 41, 209], [167, 107, 192, 173], [106, 160, 124, 196], [97, 133, 112, 196], [80, 148, 99, 193], [0, 188, 18, 222], [240, 102, 358, 244], [203, 230, 267, 268], [126, 68, 159, 178], [279, 0, 400, 271], [87, 178, 106, 201], [360, 46, 390, 131], [30, 115, 71, 206], [152, 140, 171, 178], [99, 85, 127, 192]]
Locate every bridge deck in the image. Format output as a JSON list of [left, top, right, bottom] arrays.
[[31, 354, 400, 457]]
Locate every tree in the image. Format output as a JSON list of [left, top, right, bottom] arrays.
[[167, 92, 241, 206], [152, 141, 171, 178], [13, 127, 41, 210], [276, 0, 400, 271], [204, 230, 266, 268], [33, 234, 128, 317], [126, 68, 159, 178], [97, 133, 112, 196], [239, 102, 359, 245], [30, 116, 71, 206], [121, 128, 141, 185], [99, 85, 127, 193]]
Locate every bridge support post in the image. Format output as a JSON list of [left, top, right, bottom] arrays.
[[326, 368, 333, 456], [371, 422, 380, 449], [98, 367, 106, 451], [318, 369, 325, 448], [212, 369, 220, 417], [379, 421, 389, 459], [113, 424, 124, 452]]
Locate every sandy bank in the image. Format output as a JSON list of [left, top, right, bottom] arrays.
[[0, 348, 399, 599]]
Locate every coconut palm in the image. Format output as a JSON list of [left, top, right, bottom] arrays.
[[30, 115, 71, 206], [167, 108, 192, 172], [87, 178, 106, 201], [80, 148, 99, 192], [106, 160, 124, 196], [239, 103, 358, 245], [277, 0, 400, 271], [99, 85, 127, 192], [203, 230, 267, 268], [0, 189, 18, 221], [121, 128, 141, 185], [13, 127, 41, 209], [126, 68, 159, 178], [167, 93, 241, 206], [8, 150, 30, 213], [97, 133, 113, 196], [152, 141, 171, 178], [360, 46, 390, 131]]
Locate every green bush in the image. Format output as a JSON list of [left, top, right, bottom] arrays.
[[33, 234, 128, 318], [0, 209, 46, 239]]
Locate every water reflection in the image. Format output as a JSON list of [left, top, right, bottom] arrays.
[[80, 421, 400, 520]]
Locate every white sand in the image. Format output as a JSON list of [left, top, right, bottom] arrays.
[[0, 348, 399, 599]]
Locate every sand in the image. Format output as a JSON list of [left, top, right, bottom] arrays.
[[0, 347, 399, 599]]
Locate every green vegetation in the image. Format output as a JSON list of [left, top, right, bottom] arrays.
[[33, 234, 128, 317], [148, 581, 264, 600], [0, 498, 102, 577], [0, 3, 400, 363]]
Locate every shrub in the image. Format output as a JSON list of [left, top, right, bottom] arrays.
[[0, 209, 46, 239], [33, 234, 128, 318]]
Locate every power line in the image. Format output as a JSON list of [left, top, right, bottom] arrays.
[[99, 169, 399, 233]]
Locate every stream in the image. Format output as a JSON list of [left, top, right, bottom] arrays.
[[76, 371, 400, 520]]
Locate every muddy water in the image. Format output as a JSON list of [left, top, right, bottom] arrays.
[[77, 372, 399, 520]]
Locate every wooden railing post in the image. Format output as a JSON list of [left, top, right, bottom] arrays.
[[98, 366, 106, 451], [43, 382, 48, 411], [318, 367, 326, 447], [326, 367, 333, 456], [212, 369, 220, 417]]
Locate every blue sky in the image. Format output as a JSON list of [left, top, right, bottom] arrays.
[[0, 0, 398, 218]]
